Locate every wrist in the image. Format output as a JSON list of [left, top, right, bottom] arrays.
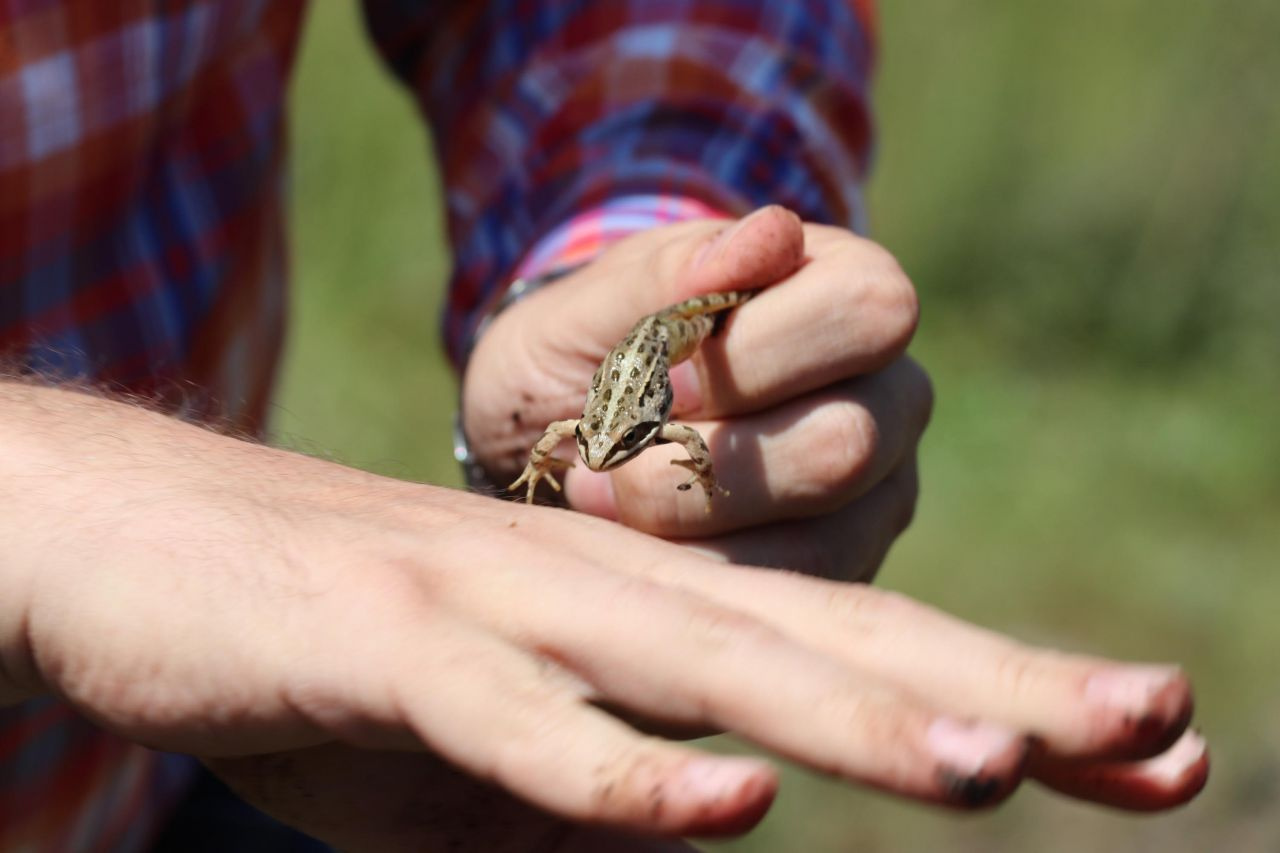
[[458, 194, 734, 486], [455, 267, 583, 493]]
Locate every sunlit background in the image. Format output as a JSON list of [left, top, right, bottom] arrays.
[[277, 4, 1279, 850]]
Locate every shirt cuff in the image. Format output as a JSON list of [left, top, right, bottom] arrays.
[[514, 194, 734, 280]]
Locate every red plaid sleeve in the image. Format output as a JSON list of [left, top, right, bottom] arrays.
[[362, 0, 877, 363], [1, 3, 305, 849]]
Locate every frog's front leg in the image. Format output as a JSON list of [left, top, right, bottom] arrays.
[[661, 422, 728, 513], [508, 419, 579, 504]]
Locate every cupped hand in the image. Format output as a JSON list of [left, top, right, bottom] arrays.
[[2, 385, 1205, 851], [463, 205, 930, 582]]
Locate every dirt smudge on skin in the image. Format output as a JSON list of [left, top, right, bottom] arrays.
[[937, 768, 1003, 808]]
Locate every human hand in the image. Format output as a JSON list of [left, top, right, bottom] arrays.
[[0, 385, 1205, 851], [464, 205, 930, 582]]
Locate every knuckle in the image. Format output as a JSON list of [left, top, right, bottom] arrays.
[[810, 686, 872, 734], [798, 400, 879, 496], [683, 602, 771, 652], [615, 462, 686, 532], [992, 653, 1044, 702], [654, 218, 724, 276], [822, 585, 876, 628], [283, 675, 353, 733], [896, 356, 936, 434], [809, 690, 917, 773], [486, 682, 576, 784], [63, 666, 179, 735], [857, 247, 919, 352], [585, 740, 669, 821], [877, 275, 920, 351], [822, 584, 914, 632]]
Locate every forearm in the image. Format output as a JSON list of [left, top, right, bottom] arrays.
[[1, 383, 172, 700], [0, 381, 288, 703]]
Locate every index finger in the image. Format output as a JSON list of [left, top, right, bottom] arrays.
[[674, 225, 920, 419]]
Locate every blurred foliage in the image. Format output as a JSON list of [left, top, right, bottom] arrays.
[[872, 1, 1280, 378], [279, 2, 1279, 851], [275, 2, 455, 485]]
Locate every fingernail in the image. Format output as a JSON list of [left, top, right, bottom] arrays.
[[1084, 665, 1182, 712], [926, 717, 1023, 774], [671, 757, 778, 836], [1142, 728, 1207, 784], [674, 756, 775, 801]]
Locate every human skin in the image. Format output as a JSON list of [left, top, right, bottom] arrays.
[[0, 210, 1207, 850], [464, 205, 929, 580]]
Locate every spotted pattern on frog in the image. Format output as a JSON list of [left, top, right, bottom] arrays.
[[509, 290, 754, 511]]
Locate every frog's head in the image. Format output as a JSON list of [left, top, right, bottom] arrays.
[[576, 418, 662, 471]]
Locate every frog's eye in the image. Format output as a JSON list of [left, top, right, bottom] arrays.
[[621, 422, 660, 449]]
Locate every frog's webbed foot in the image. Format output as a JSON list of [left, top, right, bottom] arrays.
[[509, 456, 575, 503], [507, 419, 580, 504], [670, 457, 728, 512]]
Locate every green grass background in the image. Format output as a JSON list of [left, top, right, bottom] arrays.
[[278, 4, 1280, 850]]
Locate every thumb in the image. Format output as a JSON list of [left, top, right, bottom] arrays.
[[557, 204, 807, 326], [677, 205, 806, 301], [515, 205, 805, 346]]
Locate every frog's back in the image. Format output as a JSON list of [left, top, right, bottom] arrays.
[[655, 290, 754, 364]]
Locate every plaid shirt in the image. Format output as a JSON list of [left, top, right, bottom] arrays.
[[0, 0, 875, 848]]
